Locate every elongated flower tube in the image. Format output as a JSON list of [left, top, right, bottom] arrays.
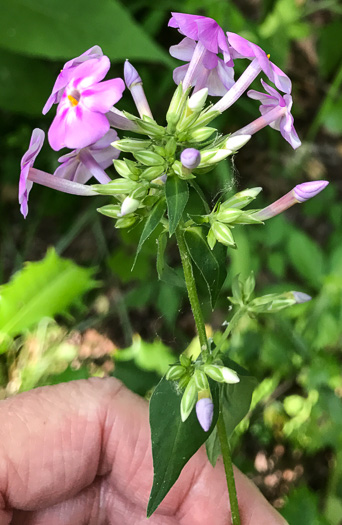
[[124, 60, 153, 119], [54, 130, 119, 184], [169, 12, 234, 94], [230, 80, 301, 149], [211, 33, 291, 113], [253, 180, 329, 220], [170, 37, 235, 96], [19, 129, 97, 218], [43, 46, 103, 115], [48, 57, 125, 151], [106, 107, 141, 132]]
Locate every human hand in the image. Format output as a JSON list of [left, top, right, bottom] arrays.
[[0, 378, 288, 524]]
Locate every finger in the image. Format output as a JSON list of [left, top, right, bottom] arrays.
[[0, 378, 287, 524]]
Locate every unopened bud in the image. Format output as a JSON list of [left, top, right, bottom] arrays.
[[224, 134, 251, 151], [119, 197, 140, 217], [292, 291, 312, 303], [188, 88, 209, 112], [97, 204, 121, 219], [166, 365, 186, 381], [180, 377, 197, 422], [211, 222, 236, 247], [187, 127, 216, 142], [199, 149, 233, 166], [221, 187, 262, 210], [216, 208, 243, 223], [221, 367, 240, 384], [193, 369, 209, 391], [92, 179, 138, 195], [293, 180, 329, 202], [180, 148, 201, 170], [134, 150, 164, 166], [254, 180, 329, 221], [196, 398, 214, 432], [124, 60, 142, 89], [140, 165, 165, 181], [112, 138, 151, 152], [115, 216, 137, 229]]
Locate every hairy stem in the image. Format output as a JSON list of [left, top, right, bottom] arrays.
[[216, 410, 241, 525], [175, 226, 208, 354]]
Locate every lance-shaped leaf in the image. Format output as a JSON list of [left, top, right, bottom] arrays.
[[165, 176, 189, 236], [184, 227, 227, 308], [148, 376, 219, 517], [156, 233, 185, 289], [133, 199, 166, 269], [205, 357, 257, 466]]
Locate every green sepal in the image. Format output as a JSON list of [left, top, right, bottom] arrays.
[[134, 150, 165, 166], [96, 204, 120, 219], [147, 375, 219, 517], [165, 176, 189, 236]]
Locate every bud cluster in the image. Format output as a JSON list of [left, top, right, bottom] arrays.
[[166, 353, 240, 431], [204, 187, 263, 249], [228, 272, 311, 316]]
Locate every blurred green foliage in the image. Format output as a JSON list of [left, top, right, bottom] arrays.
[[1, 0, 342, 521]]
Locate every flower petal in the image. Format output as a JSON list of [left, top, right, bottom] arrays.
[[82, 78, 125, 113], [169, 37, 196, 61], [63, 105, 110, 150]]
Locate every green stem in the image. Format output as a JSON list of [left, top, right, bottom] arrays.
[[213, 307, 246, 359], [176, 225, 241, 524], [216, 410, 241, 525], [175, 226, 208, 354]]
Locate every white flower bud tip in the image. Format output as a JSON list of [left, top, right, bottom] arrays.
[[188, 88, 208, 111], [221, 367, 240, 384], [119, 197, 140, 217], [292, 291, 312, 304], [224, 134, 251, 151]]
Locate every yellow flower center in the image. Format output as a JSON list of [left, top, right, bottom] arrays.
[[68, 94, 79, 107]]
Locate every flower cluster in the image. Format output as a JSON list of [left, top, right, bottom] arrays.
[[18, 12, 329, 432]]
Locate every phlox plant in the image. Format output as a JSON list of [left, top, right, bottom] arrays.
[[19, 12, 329, 524]]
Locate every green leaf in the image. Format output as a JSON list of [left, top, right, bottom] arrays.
[[0, 249, 96, 341], [184, 227, 227, 308], [148, 376, 219, 517], [156, 233, 185, 289], [0, 0, 171, 65], [133, 199, 166, 268], [206, 357, 257, 467], [165, 176, 189, 236]]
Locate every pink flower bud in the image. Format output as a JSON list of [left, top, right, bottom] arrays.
[[293, 181, 329, 203], [180, 148, 201, 170], [196, 398, 214, 432]]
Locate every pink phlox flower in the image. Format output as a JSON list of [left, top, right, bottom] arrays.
[[248, 79, 301, 149], [43, 46, 103, 115], [169, 13, 231, 61], [48, 57, 125, 151], [19, 128, 45, 218], [54, 129, 119, 184], [170, 37, 235, 96], [227, 32, 291, 94]]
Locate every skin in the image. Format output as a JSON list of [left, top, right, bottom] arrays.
[[0, 378, 288, 525]]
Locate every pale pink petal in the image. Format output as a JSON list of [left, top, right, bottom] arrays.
[[169, 37, 196, 61], [173, 64, 189, 85], [63, 105, 110, 149], [73, 57, 111, 89], [82, 78, 125, 113]]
